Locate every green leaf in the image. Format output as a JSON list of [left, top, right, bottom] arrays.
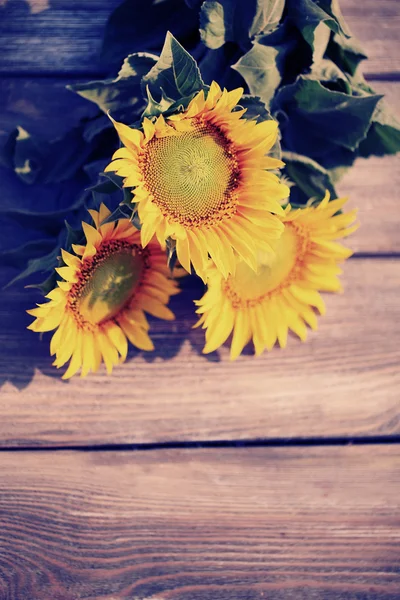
[[358, 99, 400, 158], [310, 58, 352, 94], [69, 53, 157, 123], [26, 271, 60, 297], [100, 0, 199, 69], [4, 243, 60, 290], [327, 32, 367, 76], [311, 21, 331, 65], [286, 0, 349, 52], [239, 95, 272, 122], [273, 77, 382, 160], [101, 171, 125, 190], [142, 32, 205, 106], [166, 238, 177, 271], [199, 0, 285, 50], [142, 86, 176, 118], [233, 43, 282, 107], [282, 151, 337, 205], [232, 21, 297, 107], [8, 126, 93, 185], [0, 238, 56, 270], [101, 205, 133, 226]]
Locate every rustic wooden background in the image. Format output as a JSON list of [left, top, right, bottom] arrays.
[[0, 1, 399, 598]]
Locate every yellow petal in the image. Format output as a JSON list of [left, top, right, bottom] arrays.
[[109, 114, 144, 150], [119, 316, 154, 351], [230, 309, 251, 360]]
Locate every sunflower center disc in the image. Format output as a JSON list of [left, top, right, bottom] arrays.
[[78, 249, 143, 325], [143, 121, 239, 225]]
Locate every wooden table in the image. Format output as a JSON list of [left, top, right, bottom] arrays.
[[0, 1, 399, 598]]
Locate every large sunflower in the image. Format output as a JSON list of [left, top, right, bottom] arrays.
[[195, 193, 358, 358], [105, 82, 289, 279], [27, 205, 180, 378]]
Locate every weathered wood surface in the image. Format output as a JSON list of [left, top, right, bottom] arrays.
[[1, 259, 399, 447], [0, 446, 399, 599], [0, 2, 399, 598], [0, 0, 399, 75]]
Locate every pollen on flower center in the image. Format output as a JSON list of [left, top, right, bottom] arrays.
[[69, 241, 148, 326], [140, 119, 240, 226], [223, 224, 307, 308]]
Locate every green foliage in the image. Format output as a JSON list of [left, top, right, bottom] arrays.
[[199, 0, 285, 49], [327, 32, 367, 76], [69, 53, 157, 123], [282, 151, 337, 205], [142, 32, 205, 112], [273, 76, 382, 158], [5, 244, 61, 292], [359, 99, 400, 158], [286, 0, 349, 51], [4, 126, 93, 185], [2, 0, 400, 292], [100, 0, 200, 69]]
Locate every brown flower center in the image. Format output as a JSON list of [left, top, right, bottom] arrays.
[[140, 119, 240, 227], [68, 241, 149, 327]]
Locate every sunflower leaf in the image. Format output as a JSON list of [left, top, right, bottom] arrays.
[[233, 43, 282, 107], [233, 19, 313, 107], [69, 53, 157, 124], [101, 171, 125, 190], [7, 126, 93, 186], [142, 86, 176, 118], [0, 238, 56, 270], [100, 0, 199, 69], [273, 76, 382, 159], [239, 94, 272, 122], [4, 243, 61, 290], [166, 238, 177, 271], [286, 0, 349, 51], [358, 98, 400, 158], [199, 0, 285, 50], [282, 151, 337, 205], [326, 32, 367, 76], [142, 32, 205, 107], [100, 205, 133, 226]]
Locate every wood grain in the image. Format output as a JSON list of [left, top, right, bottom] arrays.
[[0, 446, 399, 599], [0, 0, 398, 75], [1, 259, 399, 447]]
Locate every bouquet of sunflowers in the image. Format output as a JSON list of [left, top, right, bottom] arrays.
[[3, 0, 399, 379]]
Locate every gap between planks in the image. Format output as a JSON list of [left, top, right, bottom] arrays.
[[1, 435, 400, 454]]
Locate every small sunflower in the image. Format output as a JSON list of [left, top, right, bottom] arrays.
[[27, 204, 180, 378], [105, 82, 289, 279], [195, 193, 358, 358]]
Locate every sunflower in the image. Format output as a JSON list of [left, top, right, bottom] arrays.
[[104, 82, 289, 279], [195, 193, 358, 358], [27, 204, 180, 378]]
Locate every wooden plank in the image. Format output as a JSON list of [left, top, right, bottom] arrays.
[[1, 259, 399, 447], [343, 0, 400, 76], [0, 446, 399, 599], [338, 157, 400, 254], [0, 0, 398, 75], [0, 0, 121, 75]]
